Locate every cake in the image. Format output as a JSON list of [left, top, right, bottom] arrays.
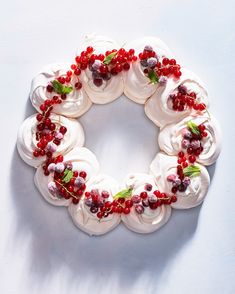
[[17, 34, 221, 235]]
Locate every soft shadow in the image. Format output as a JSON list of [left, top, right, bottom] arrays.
[[10, 97, 202, 292], [10, 146, 201, 291], [207, 163, 216, 183]]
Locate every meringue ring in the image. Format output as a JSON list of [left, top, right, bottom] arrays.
[[17, 113, 85, 167], [17, 34, 221, 235]]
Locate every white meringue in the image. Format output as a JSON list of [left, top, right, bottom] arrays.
[[123, 37, 173, 104], [78, 34, 124, 104], [30, 63, 92, 118], [69, 174, 120, 235], [17, 113, 85, 167], [34, 147, 99, 206], [158, 114, 221, 165], [150, 152, 210, 209], [121, 173, 171, 233], [145, 68, 209, 127]]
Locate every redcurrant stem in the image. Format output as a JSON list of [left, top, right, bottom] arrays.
[[54, 179, 79, 199]]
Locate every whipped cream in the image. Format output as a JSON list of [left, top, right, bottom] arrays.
[[34, 147, 99, 206], [17, 113, 85, 167], [121, 173, 171, 233], [30, 63, 92, 117], [158, 114, 221, 165], [150, 152, 210, 209], [123, 37, 173, 104], [78, 34, 124, 104], [69, 174, 120, 235], [145, 68, 209, 127]]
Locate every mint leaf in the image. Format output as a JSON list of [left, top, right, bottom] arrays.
[[62, 169, 73, 183], [187, 121, 200, 136], [52, 80, 64, 94], [113, 187, 133, 199], [183, 165, 201, 177], [148, 70, 159, 84], [52, 80, 73, 95], [103, 51, 117, 65], [62, 85, 73, 94]]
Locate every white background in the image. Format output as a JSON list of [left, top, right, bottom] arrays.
[[0, 0, 235, 293]]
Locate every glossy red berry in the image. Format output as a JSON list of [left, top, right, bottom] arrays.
[[188, 155, 196, 163], [60, 126, 67, 134], [79, 171, 87, 179]]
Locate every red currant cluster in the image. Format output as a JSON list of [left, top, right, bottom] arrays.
[[47, 157, 87, 204], [170, 84, 206, 112], [181, 123, 208, 158], [139, 45, 182, 80], [71, 46, 137, 87], [84, 189, 115, 219], [84, 183, 177, 220], [124, 184, 177, 215], [167, 154, 192, 194], [47, 71, 82, 97], [33, 99, 68, 159]]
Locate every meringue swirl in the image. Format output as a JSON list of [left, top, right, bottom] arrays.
[[69, 174, 120, 235], [150, 152, 210, 209], [34, 147, 99, 206], [79, 34, 124, 104], [30, 63, 92, 117], [145, 68, 209, 127], [17, 113, 85, 167], [158, 115, 221, 165], [124, 37, 173, 104], [121, 173, 171, 233]]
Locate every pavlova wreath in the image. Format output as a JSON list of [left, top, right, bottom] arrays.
[[17, 35, 221, 235]]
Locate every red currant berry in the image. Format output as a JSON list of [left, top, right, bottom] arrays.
[[125, 200, 133, 208], [97, 211, 103, 219], [140, 192, 148, 199], [123, 63, 130, 71], [46, 85, 53, 92], [60, 126, 67, 134], [162, 58, 169, 65], [188, 155, 196, 163], [72, 198, 79, 205], [123, 207, 130, 214], [79, 171, 87, 179], [178, 151, 184, 158], [86, 46, 94, 53], [74, 68, 81, 75], [171, 195, 177, 203], [33, 150, 39, 157], [36, 114, 43, 121]]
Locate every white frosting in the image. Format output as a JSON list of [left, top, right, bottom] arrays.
[[145, 68, 209, 127], [34, 147, 99, 206], [30, 63, 92, 117], [158, 114, 221, 165], [121, 173, 171, 233], [78, 34, 124, 104], [150, 152, 210, 209], [69, 174, 120, 235], [124, 37, 173, 104], [17, 113, 85, 167]]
